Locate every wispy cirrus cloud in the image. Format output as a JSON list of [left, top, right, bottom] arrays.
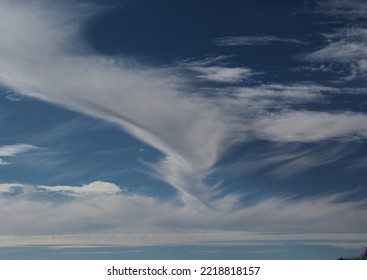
[[219, 84, 330, 113], [215, 35, 306, 47], [211, 83, 367, 144], [303, 28, 367, 79], [0, 0, 241, 206], [0, 159, 9, 166], [303, 1, 367, 79], [317, 0, 367, 19], [254, 111, 367, 142], [189, 66, 255, 83], [0, 144, 39, 157], [0, 144, 39, 166], [178, 56, 258, 83], [224, 142, 354, 178], [212, 81, 367, 175]]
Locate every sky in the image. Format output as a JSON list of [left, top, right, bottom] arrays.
[[0, 0, 366, 259]]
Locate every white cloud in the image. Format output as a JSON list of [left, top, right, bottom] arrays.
[[294, 64, 337, 74], [305, 41, 367, 63], [254, 111, 367, 142], [0, 144, 39, 157], [304, 1, 367, 79], [0, 144, 39, 165], [209, 84, 343, 145], [215, 35, 306, 46], [209, 82, 367, 176], [0, 181, 122, 196], [303, 30, 367, 79], [0, 159, 9, 165], [189, 66, 255, 83], [0, 184, 18, 193], [38, 181, 121, 196], [226, 84, 329, 111], [178, 56, 258, 83], [178, 55, 232, 67], [317, 0, 367, 19]]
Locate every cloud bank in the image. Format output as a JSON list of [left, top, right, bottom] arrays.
[[0, 181, 366, 249]]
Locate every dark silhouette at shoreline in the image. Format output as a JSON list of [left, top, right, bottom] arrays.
[[338, 248, 367, 260]]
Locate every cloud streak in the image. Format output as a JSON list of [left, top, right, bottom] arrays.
[[317, 0, 367, 19], [220, 84, 329, 113], [0, 144, 39, 166], [254, 111, 367, 142], [178, 56, 258, 83], [0, 144, 39, 157], [224, 142, 354, 178], [189, 66, 255, 83], [0, 159, 9, 166], [215, 35, 306, 46], [304, 1, 367, 79], [303, 28, 367, 79]]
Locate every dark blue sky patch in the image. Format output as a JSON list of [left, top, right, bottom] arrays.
[[83, 0, 314, 64]]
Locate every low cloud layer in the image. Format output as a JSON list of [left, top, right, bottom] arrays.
[[0, 181, 366, 237], [1, 232, 366, 249]]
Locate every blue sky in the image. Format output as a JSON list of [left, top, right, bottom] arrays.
[[0, 0, 366, 259]]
